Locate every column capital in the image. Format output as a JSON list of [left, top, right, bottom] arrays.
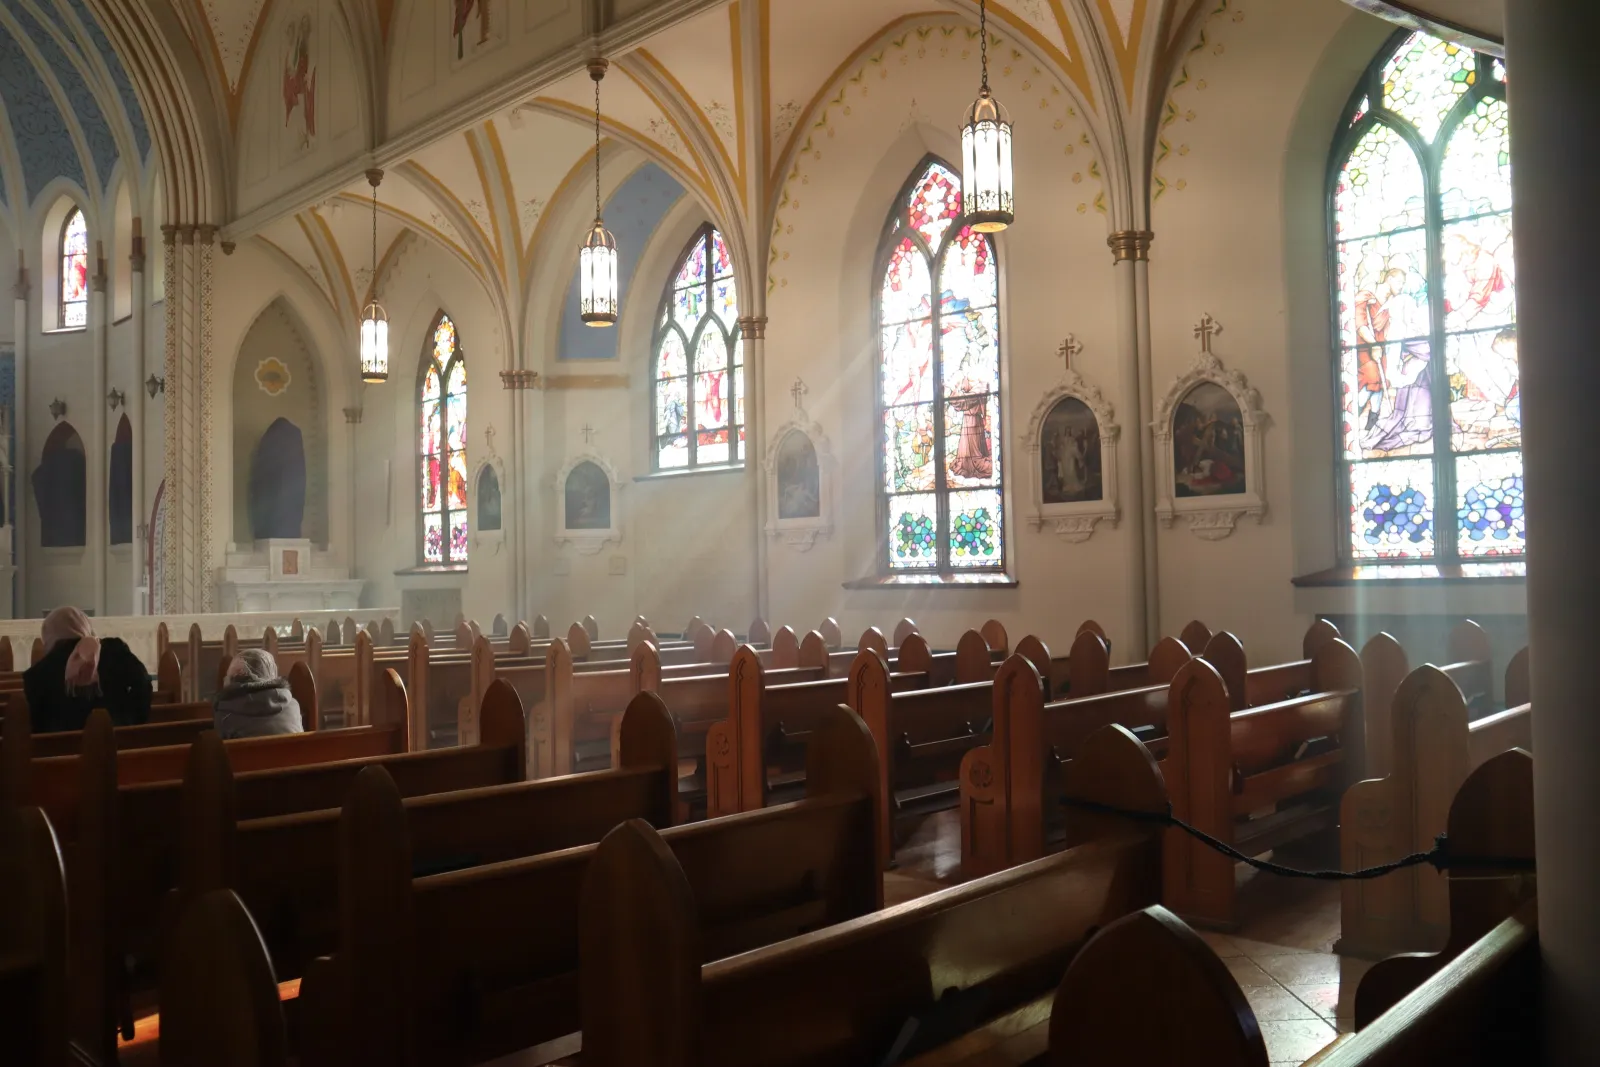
[[1107, 230, 1155, 262], [196, 224, 219, 245], [738, 315, 768, 340], [499, 369, 543, 390], [343, 406, 363, 425], [161, 224, 179, 246]]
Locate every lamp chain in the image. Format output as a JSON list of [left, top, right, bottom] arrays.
[[370, 181, 378, 295], [594, 76, 603, 219], [979, 0, 989, 92]]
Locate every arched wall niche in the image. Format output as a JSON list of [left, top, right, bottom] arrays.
[[34, 420, 85, 548], [230, 297, 329, 546]]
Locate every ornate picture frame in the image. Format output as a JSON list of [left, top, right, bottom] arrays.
[[1153, 318, 1270, 540], [763, 415, 834, 551], [1022, 356, 1120, 543], [471, 454, 506, 555], [554, 452, 623, 555]]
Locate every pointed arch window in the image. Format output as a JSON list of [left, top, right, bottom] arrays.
[[420, 313, 468, 563], [876, 158, 1006, 574], [60, 208, 88, 329], [1331, 32, 1521, 568], [652, 225, 743, 470]]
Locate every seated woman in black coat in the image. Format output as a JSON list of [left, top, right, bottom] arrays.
[[23, 606, 152, 734]]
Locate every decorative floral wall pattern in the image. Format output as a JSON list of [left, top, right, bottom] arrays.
[[1153, 0, 1247, 200]]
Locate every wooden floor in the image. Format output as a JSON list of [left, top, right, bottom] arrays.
[[117, 809, 1361, 1066]]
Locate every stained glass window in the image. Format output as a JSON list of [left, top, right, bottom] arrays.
[[60, 208, 88, 329], [878, 158, 1005, 573], [420, 312, 469, 563], [1332, 31, 1521, 565], [653, 225, 742, 470]]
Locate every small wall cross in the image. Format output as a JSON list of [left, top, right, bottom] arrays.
[[1194, 314, 1222, 354], [580, 424, 596, 444], [1058, 335, 1083, 372], [483, 424, 497, 454], [790, 377, 809, 411]]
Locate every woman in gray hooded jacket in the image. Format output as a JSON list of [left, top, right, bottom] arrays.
[[213, 649, 305, 739]]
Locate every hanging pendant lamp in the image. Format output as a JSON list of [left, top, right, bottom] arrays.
[[579, 58, 619, 327], [359, 168, 390, 382], [961, 0, 1014, 232]]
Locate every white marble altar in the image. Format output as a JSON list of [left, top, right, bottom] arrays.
[[218, 539, 364, 613]]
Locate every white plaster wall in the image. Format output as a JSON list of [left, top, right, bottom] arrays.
[[759, 21, 1130, 655]]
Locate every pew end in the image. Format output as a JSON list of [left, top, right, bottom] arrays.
[[288, 660, 318, 733], [1504, 646, 1530, 710], [1354, 747, 1536, 1027], [981, 618, 1009, 655], [1179, 619, 1212, 654], [580, 819, 703, 1067], [617, 691, 681, 827], [1049, 905, 1268, 1067], [480, 679, 529, 781], [819, 617, 843, 650], [892, 618, 918, 648], [0, 805, 68, 1067], [1060, 723, 1170, 850], [769, 627, 800, 669], [1303, 618, 1341, 660], [158, 890, 288, 1067]]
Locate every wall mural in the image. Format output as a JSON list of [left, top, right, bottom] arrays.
[[1040, 397, 1102, 504], [452, 0, 500, 63], [775, 430, 821, 520], [281, 13, 316, 152], [564, 461, 611, 530], [1172, 382, 1246, 498], [476, 465, 502, 532], [1153, 316, 1269, 540]]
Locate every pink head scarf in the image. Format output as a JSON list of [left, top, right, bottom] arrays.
[[41, 606, 101, 693]]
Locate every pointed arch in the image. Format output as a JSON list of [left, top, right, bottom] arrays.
[[875, 156, 1006, 574], [35, 421, 86, 548], [419, 310, 469, 563], [110, 414, 133, 545], [58, 203, 89, 328], [1330, 30, 1521, 566], [651, 223, 742, 471]]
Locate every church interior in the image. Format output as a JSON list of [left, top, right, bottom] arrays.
[[0, 0, 1589, 1063]]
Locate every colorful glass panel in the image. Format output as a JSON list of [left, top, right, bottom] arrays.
[[888, 494, 939, 570], [1350, 459, 1436, 559], [1447, 329, 1520, 452], [654, 228, 743, 469], [1440, 98, 1511, 220], [905, 163, 962, 252], [418, 313, 468, 563], [1381, 33, 1476, 144], [948, 490, 1003, 565], [877, 160, 1006, 573], [61, 209, 88, 328], [1335, 123, 1426, 240], [881, 238, 932, 326], [1442, 214, 1515, 332], [1456, 451, 1524, 556], [1333, 34, 1521, 568]]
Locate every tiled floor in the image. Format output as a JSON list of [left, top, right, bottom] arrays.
[[891, 811, 1369, 1065]]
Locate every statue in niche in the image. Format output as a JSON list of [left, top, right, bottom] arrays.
[[477, 466, 502, 532], [1172, 382, 1247, 498], [564, 461, 611, 531], [775, 430, 821, 519], [1040, 397, 1102, 504]]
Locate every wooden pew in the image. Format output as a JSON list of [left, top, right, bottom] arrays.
[[703, 644, 934, 823], [175, 689, 680, 988], [849, 638, 1052, 867], [294, 703, 884, 1067], [158, 890, 290, 1067], [1359, 620, 1495, 779], [1198, 619, 1344, 711], [0, 806, 67, 1067], [829, 626, 1001, 680], [1162, 641, 1366, 929], [61, 671, 486, 1064], [1339, 671, 1533, 959], [578, 722, 1166, 1067], [1043, 619, 1199, 698]]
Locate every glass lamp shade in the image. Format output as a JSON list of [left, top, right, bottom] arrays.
[[580, 219, 619, 327], [961, 88, 1014, 233], [360, 301, 389, 383]]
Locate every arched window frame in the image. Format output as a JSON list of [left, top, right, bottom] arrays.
[[1328, 31, 1521, 570], [59, 207, 89, 330], [650, 223, 744, 472], [418, 311, 469, 564], [873, 155, 1007, 577]]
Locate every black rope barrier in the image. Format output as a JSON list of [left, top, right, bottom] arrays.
[[1060, 795, 1536, 881]]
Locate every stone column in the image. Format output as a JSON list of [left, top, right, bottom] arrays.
[[159, 224, 218, 613], [90, 243, 108, 616], [1504, 2, 1600, 1057], [740, 315, 769, 623], [129, 221, 147, 612], [1108, 230, 1156, 654], [12, 252, 28, 616]]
